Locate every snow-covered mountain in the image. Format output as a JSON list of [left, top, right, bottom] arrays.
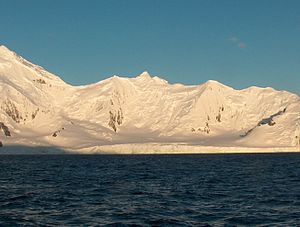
[[1, 45, 300, 153]]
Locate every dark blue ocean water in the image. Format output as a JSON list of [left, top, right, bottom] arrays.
[[0, 154, 300, 226]]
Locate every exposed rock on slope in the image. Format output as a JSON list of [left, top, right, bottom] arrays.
[[0, 122, 11, 137]]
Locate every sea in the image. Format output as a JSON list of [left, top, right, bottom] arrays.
[[0, 153, 300, 226]]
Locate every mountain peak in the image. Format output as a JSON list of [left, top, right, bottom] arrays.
[[204, 79, 222, 85], [0, 45, 9, 51], [201, 80, 231, 90], [0, 45, 16, 58], [135, 71, 169, 85], [137, 71, 152, 79]]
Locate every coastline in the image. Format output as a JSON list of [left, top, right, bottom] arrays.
[[77, 143, 300, 154], [1, 143, 300, 154]]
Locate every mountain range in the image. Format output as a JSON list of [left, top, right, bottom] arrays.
[[0, 45, 300, 153]]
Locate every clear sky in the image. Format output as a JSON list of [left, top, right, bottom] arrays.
[[0, 0, 300, 94]]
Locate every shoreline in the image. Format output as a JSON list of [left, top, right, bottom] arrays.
[[78, 143, 300, 154], [0, 143, 300, 154]]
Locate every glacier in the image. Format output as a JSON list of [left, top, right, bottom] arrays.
[[0, 45, 300, 154]]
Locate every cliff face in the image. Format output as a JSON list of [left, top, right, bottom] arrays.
[[1, 45, 300, 151]]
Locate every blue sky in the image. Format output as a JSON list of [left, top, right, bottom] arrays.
[[0, 0, 300, 94]]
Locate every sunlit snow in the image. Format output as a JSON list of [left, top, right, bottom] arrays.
[[1, 45, 300, 153]]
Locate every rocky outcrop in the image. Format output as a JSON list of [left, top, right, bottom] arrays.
[[108, 111, 117, 132], [216, 106, 224, 123], [108, 108, 124, 132], [31, 108, 39, 120], [258, 108, 286, 126], [52, 127, 65, 137], [191, 122, 210, 134], [0, 122, 11, 137], [33, 78, 46, 84], [241, 108, 287, 137], [1, 100, 22, 123], [295, 136, 300, 146]]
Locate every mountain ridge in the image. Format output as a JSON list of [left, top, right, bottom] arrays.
[[0, 45, 300, 153]]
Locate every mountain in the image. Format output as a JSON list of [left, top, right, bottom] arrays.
[[1, 45, 300, 153]]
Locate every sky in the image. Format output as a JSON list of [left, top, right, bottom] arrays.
[[0, 0, 300, 94]]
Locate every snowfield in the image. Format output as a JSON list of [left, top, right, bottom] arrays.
[[0, 45, 300, 154]]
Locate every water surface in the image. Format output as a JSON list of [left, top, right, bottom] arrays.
[[0, 153, 300, 226]]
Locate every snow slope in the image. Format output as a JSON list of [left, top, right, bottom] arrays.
[[1, 45, 300, 153]]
